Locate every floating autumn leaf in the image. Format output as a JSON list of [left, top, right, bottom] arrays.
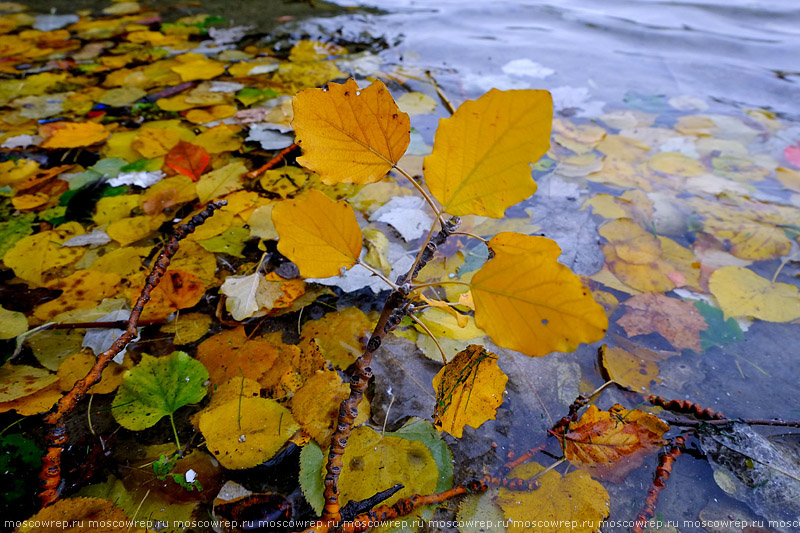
[[292, 78, 410, 184], [432, 345, 507, 438], [198, 396, 299, 469], [617, 293, 708, 352], [33, 270, 122, 321], [424, 89, 552, 217], [709, 266, 800, 322], [600, 343, 669, 393], [598, 219, 677, 293], [559, 404, 669, 482], [57, 352, 128, 395], [272, 189, 363, 278], [220, 271, 306, 321], [496, 461, 609, 533], [112, 352, 208, 448], [16, 497, 144, 533], [164, 141, 210, 181], [39, 121, 109, 149], [291, 369, 350, 447], [470, 233, 607, 357]]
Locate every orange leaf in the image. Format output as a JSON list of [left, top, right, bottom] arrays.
[[617, 293, 708, 352], [165, 140, 211, 181], [292, 78, 410, 184], [560, 404, 669, 482]]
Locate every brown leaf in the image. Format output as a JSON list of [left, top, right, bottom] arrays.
[[617, 293, 708, 352]]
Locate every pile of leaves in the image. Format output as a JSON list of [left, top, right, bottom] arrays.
[[2, 0, 800, 532]]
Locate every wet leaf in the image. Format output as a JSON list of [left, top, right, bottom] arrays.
[[298, 307, 371, 369], [470, 233, 607, 357], [496, 461, 609, 533], [432, 345, 507, 438], [600, 344, 663, 393], [709, 266, 800, 322], [196, 160, 247, 203], [272, 189, 363, 278], [165, 141, 211, 181], [293, 78, 410, 184], [425, 89, 552, 217], [560, 404, 669, 482], [39, 122, 109, 149], [0, 364, 57, 402], [112, 351, 208, 431], [299, 440, 325, 515], [617, 293, 708, 352], [4, 222, 85, 286], [695, 300, 743, 351]]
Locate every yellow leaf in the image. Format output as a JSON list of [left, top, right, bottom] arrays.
[[40, 121, 109, 149], [776, 166, 800, 192], [170, 55, 226, 82], [648, 151, 705, 176], [709, 266, 800, 322], [160, 312, 212, 345], [432, 345, 507, 437], [0, 159, 38, 187], [11, 192, 49, 210], [131, 127, 181, 158], [34, 270, 122, 321], [416, 307, 483, 340], [339, 426, 438, 510], [424, 89, 552, 217], [0, 382, 62, 416], [106, 215, 162, 246], [198, 396, 299, 469], [220, 271, 306, 321], [470, 233, 607, 357], [0, 305, 28, 339], [561, 404, 669, 482], [16, 497, 144, 533], [193, 124, 242, 154], [4, 222, 85, 286], [247, 203, 278, 240], [196, 161, 247, 203], [600, 344, 665, 393], [93, 195, 139, 225], [185, 104, 237, 124], [298, 307, 371, 369], [396, 91, 437, 115], [292, 79, 410, 185], [57, 352, 128, 395], [291, 369, 350, 447], [272, 189, 362, 278], [0, 364, 57, 402], [496, 461, 609, 533]]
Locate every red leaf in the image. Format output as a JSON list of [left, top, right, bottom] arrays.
[[165, 141, 211, 181], [785, 142, 800, 168]]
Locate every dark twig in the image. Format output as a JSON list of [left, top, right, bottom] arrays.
[[340, 484, 404, 522], [246, 143, 300, 179], [38, 201, 226, 507], [661, 417, 800, 428], [647, 395, 725, 420]]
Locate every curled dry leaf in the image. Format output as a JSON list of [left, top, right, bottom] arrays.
[[560, 404, 669, 482], [470, 232, 608, 357], [272, 189, 363, 278], [424, 89, 552, 218], [432, 345, 508, 438], [292, 78, 410, 184]]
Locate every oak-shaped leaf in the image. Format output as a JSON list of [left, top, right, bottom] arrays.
[[112, 351, 208, 431], [272, 189, 362, 278], [496, 461, 609, 533], [432, 345, 507, 438], [470, 233, 608, 357], [292, 78, 410, 184], [559, 404, 669, 482], [424, 89, 552, 217]]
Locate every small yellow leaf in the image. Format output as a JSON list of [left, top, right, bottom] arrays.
[[4, 222, 85, 286], [600, 344, 665, 393], [272, 189, 362, 278], [496, 461, 609, 533], [11, 192, 49, 210], [292, 78, 410, 185], [196, 161, 247, 203], [432, 345, 507, 438], [709, 266, 800, 322], [193, 124, 242, 154], [298, 307, 371, 369], [170, 55, 226, 82], [424, 89, 552, 217], [106, 215, 161, 246], [131, 127, 181, 158], [291, 369, 350, 447], [470, 233, 607, 357]]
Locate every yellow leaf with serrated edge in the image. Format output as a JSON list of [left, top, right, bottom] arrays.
[[298, 307, 371, 369], [496, 461, 609, 533], [292, 78, 410, 185], [561, 404, 669, 482], [470, 233, 607, 356], [198, 396, 299, 469], [272, 189, 362, 278], [424, 89, 552, 217], [709, 266, 800, 322], [432, 345, 507, 438]]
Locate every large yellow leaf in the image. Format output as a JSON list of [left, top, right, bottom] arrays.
[[560, 404, 669, 482], [3, 222, 85, 286], [496, 461, 609, 533], [272, 189, 362, 278], [432, 345, 507, 437], [292, 78, 410, 184], [709, 266, 800, 322], [39, 121, 109, 149], [470, 233, 607, 357], [424, 89, 552, 217]]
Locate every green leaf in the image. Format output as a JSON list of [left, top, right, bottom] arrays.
[[236, 88, 279, 107], [0, 433, 42, 504], [0, 213, 35, 259], [695, 301, 742, 351], [198, 226, 250, 257], [112, 351, 209, 431], [386, 417, 454, 493], [299, 440, 325, 515]]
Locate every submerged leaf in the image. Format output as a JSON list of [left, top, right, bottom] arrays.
[[709, 266, 800, 322]]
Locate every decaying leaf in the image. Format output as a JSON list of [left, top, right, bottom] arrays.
[[291, 369, 350, 447], [425, 89, 552, 217], [220, 271, 306, 321], [599, 343, 669, 393], [559, 404, 669, 482], [432, 345, 507, 437], [292, 79, 410, 184], [16, 497, 144, 533], [617, 293, 708, 352]]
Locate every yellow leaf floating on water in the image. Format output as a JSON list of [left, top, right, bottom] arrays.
[[432, 345, 507, 438], [292, 78, 410, 185], [599, 344, 665, 393], [709, 266, 800, 322], [16, 497, 144, 533], [424, 89, 552, 218], [561, 404, 669, 482], [496, 461, 609, 533], [39, 121, 109, 149], [339, 426, 439, 510], [272, 189, 362, 278], [198, 396, 299, 469], [57, 351, 128, 395], [470, 233, 607, 357]]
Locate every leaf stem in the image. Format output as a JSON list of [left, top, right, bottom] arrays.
[[392, 164, 442, 220], [449, 231, 490, 246], [407, 217, 440, 284], [425, 70, 456, 115], [357, 260, 399, 290], [408, 313, 448, 364], [169, 413, 182, 455]]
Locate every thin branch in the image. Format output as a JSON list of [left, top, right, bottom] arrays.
[[246, 143, 300, 179], [357, 260, 399, 290], [410, 280, 471, 293], [408, 313, 448, 364], [662, 417, 800, 428], [449, 231, 490, 246], [392, 164, 442, 219], [425, 70, 456, 115], [406, 217, 440, 285]]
